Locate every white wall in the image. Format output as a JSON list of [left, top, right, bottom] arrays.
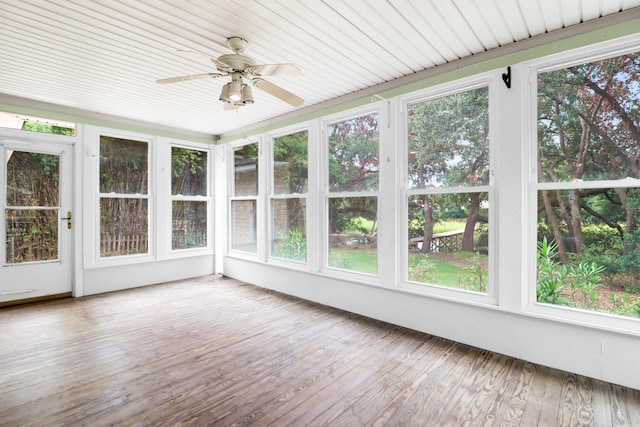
[[77, 126, 216, 296], [223, 258, 640, 390]]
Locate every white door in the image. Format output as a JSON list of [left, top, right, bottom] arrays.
[[1, 140, 73, 304]]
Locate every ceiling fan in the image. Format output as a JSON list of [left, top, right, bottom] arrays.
[[156, 37, 304, 110]]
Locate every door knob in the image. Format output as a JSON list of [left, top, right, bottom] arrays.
[[61, 211, 72, 229]]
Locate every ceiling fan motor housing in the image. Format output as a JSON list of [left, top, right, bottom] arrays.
[[216, 54, 256, 72], [227, 36, 249, 53]]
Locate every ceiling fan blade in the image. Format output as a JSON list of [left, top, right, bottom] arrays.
[[174, 49, 231, 70], [156, 73, 224, 84], [249, 63, 303, 77], [253, 79, 304, 107]]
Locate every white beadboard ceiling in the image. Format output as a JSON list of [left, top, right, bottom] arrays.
[[0, 0, 639, 139]]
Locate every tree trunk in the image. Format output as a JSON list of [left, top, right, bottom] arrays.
[[541, 190, 570, 264], [615, 188, 637, 256], [421, 195, 434, 254], [462, 193, 480, 251], [570, 189, 584, 254]]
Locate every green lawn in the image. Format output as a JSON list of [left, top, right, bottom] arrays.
[[328, 246, 488, 292], [328, 248, 377, 274]]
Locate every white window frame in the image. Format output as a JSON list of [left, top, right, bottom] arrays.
[[228, 138, 262, 258], [167, 141, 213, 256], [83, 126, 155, 268], [525, 34, 640, 332], [267, 124, 309, 267], [398, 74, 497, 305], [321, 105, 383, 282]]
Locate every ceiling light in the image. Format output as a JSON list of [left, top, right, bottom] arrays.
[[229, 73, 242, 102], [241, 84, 254, 104], [219, 83, 231, 103]]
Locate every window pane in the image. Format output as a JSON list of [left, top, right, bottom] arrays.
[[0, 111, 76, 135], [172, 201, 207, 250], [100, 136, 148, 194], [231, 200, 257, 253], [328, 196, 377, 274], [328, 113, 379, 192], [171, 147, 207, 196], [6, 151, 59, 207], [271, 198, 306, 262], [234, 143, 258, 196], [408, 192, 489, 293], [407, 87, 489, 189], [100, 198, 148, 257], [537, 51, 640, 182], [5, 209, 58, 263], [537, 188, 640, 318], [274, 130, 308, 194]]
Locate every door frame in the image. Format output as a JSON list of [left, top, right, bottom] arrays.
[[0, 125, 82, 302]]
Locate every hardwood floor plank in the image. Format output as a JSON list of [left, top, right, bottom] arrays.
[[310, 333, 441, 426], [369, 340, 469, 426], [499, 361, 538, 426], [1, 275, 638, 426]]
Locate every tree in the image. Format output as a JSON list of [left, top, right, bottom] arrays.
[[328, 113, 379, 192], [407, 87, 489, 253], [537, 52, 640, 262], [328, 114, 379, 235]]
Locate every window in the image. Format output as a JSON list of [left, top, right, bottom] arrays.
[[327, 113, 379, 274], [171, 147, 208, 250], [99, 136, 149, 257], [270, 130, 308, 262], [406, 86, 491, 293], [535, 50, 640, 319], [0, 111, 76, 136], [231, 142, 259, 253]]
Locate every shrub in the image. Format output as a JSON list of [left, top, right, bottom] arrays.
[[274, 229, 306, 261]]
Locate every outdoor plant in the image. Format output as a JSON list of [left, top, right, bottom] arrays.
[[274, 229, 306, 261], [408, 254, 436, 283], [536, 237, 640, 317], [536, 238, 570, 305], [567, 261, 605, 309], [462, 252, 487, 292]]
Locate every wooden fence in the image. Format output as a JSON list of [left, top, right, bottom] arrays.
[[409, 230, 465, 253], [100, 233, 148, 256], [100, 231, 207, 256]]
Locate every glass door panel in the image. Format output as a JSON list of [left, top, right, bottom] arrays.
[[5, 150, 60, 264], [1, 142, 72, 304]]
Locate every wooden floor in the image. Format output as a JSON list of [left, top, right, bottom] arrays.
[[1, 276, 639, 426]]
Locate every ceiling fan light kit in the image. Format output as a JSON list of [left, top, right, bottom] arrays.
[[241, 84, 254, 104], [157, 37, 304, 110], [228, 73, 242, 102]]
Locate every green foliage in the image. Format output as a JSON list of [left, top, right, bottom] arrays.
[[328, 113, 379, 192], [407, 87, 489, 188], [273, 130, 308, 194], [462, 252, 487, 292], [609, 292, 630, 315], [273, 229, 306, 262], [537, 238, 640, 317], [22, 121, 75, 135], [537, 238, 570, 305], [537, 237, 606, 308], [171, 147, 207, 195], [567, 261, 605, 309], [408, 251, 487, 292], [408, 254, 436, 283], [328, 197, 377, 235]]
